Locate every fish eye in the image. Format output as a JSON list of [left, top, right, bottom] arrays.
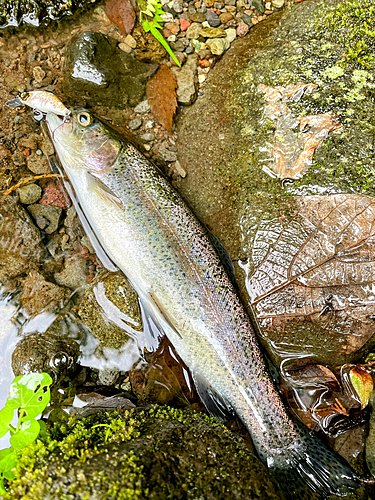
[[77, 112, 92, 127]]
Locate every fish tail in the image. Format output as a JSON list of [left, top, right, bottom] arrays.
[[270, 428, 360, 499]]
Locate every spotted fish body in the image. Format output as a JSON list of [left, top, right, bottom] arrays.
[[44, 106, 360, 499]]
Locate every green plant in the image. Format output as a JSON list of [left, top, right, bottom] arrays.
[[139, 0, 181, 67], [0, 372, 52, 493]]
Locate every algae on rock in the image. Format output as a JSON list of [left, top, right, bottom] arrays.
[[2, 406, 283, 500]]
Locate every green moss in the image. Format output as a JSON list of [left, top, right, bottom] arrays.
[[1, 406, 281, 500]]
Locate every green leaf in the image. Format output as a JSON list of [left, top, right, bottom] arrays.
[[0, 407, 13, 438], [150, 27, 181, 67], [142, 20, 151, 32], [3, 470, 15, 480], [10, 419, 40, 449], [7, 373, 52, 421], [0, 478, 6, 494], [0, 449, 16, 474], [0, 449, 12, 462]]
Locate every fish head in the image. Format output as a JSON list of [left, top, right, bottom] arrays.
[[46, 108, 121, 175]]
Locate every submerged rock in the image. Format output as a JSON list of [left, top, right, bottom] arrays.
[[2, 407, 283, 499], [0, 195, 44, 281], [176, 0, 375, 368], [78, 271, 142, 349], [19, 270, 69, 316], [12, 331, 80, 380], [64, 31, 158, 108], [0, 0, 99, 29]]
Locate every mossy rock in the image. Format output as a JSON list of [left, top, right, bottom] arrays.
[[2, 406, 283, 499], [0, 0, 99, 29]]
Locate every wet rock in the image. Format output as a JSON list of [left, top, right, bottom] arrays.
[[134, 99, 150, 114], [236, 21, 250, 37], [199, 27, 226, 38], [132, 26, 167, 63], [176, 0, 375, 368], [98, 367, 119, 386], [78, 271, 142, 349], [20, 270, 69, 316], [186, 22, 201, 39], [18, 184, 42, 205], [6, 407, 283, 499], [190, 11, 206, 22], [220, 12, 233, 24], [12, 332, 80, 380], [64, 31, 158, 107], [252, 0, 265, 14], [225, 27, 237, 43], [104, 0, 135, 35], [54, 257, 88, 290], [206, 37, 230, 55], [0, 195, 44, 281], [40, 181, 71, 209], [206, 11, 221, 27], [27, 203, 62, 234], [128, 117, 142, 130], [26, 151, 50, 175], [0, 0, 99, 29], [171, 54, 199, 105]]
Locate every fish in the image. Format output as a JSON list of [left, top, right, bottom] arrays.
[[41, 102, 360, 498], [6, 91, 70, 121]]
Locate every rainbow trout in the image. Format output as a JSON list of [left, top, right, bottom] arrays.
[[44, 104, 359, 498]]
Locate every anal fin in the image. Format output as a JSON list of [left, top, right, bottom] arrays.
[[191, 370, 235, 422]]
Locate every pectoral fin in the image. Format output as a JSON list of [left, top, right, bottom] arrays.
[[191, 369, 235, 422]]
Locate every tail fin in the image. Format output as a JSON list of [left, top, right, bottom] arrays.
[[270, 428, 361, 499]]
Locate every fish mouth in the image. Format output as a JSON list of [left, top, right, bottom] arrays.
[[45, 112, 64, 139]]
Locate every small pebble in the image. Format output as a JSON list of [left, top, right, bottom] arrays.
[[236, 21, 250, 37], [174, 160, 186, 178], [206, 11, 221, 27], [18, 184, 42, 205], [140, 133, 155, 142], [134, 100, 150, 114], [129, 118, 142, 130], [124, 34, 137, 48]]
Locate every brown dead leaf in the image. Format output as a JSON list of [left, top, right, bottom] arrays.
[[146, 65, 177, 133], [258, 82, 341, 179], [280, 360, 368, 434], [248, 193, 375, 361], [104, 0, 135, 35]]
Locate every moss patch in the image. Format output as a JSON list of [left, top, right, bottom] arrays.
[[2, 406, 282, 500]]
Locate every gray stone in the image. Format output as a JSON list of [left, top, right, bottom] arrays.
[[27, 204, 62, 234], [158, 145, 178, 162], [134, 99, 150, 114], [206, 11, 221, 27], [185, 45, 194, 54], [98, 367, 120, 386], [18, 184, 42, 205], [252, 0, 265, 14], [129, 117, 142, 130], [64, 31, 158, 108], [54, 257, 88, 290], [242, 13, 253, 25], [140, 133, 155, 142], [172, 1, 183, 13], [171, 54, 199, 105]]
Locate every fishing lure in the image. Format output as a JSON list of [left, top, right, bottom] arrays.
[[5, 90, 70, 121]]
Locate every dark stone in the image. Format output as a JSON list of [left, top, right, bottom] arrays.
[[206, 11, 221, 27], [242, 13, 253, 25], [12, 331, 80, 380], [63, 31, 158, 107], [0, 0, 99, 29], [6, 408, 284, 499], [252, 0, 265, 14]]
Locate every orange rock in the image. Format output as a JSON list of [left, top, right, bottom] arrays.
[[104, 0, 135, 35]]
